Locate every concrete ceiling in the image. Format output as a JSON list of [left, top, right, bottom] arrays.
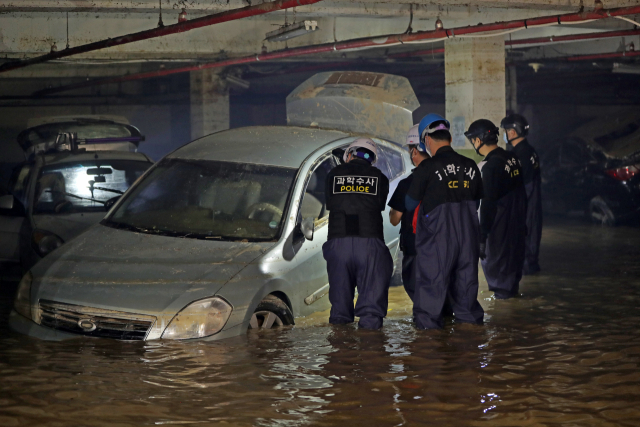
[[0, 0, 638, 101]]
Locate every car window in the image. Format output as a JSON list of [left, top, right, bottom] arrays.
[[378, 144, 405, 180], [33, 160, 150, 214], [335, 141, 403, 180], [107, 159, 298, 242], [9, 164, 32, 207], [559, 139, 593, 167], [300, 155, 335, 223]]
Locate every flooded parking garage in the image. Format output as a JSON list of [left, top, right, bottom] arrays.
[[2, 1, 640, 426], [1, 218, 639, 426]]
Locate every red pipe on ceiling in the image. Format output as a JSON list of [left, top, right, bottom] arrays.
[[388, 28, 640, 58], [0, 0, 325, 74], [33, 4, 640, 96], [507, 28, 640, 46], [566, 50, 640, 61]]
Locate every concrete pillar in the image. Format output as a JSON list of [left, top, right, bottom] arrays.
[[506, 64, 517, 114], [445, 36, 506, 160], [190, 69, 229, 140]]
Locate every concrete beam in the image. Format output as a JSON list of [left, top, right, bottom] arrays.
[[3, 0, 639, 13]]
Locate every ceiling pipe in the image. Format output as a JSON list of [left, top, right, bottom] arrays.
[[566, 50, 640, 61], [0, 0, 325, 75], [388, 28, 640, 58], [33, 4, 640, 96], [507, 28, 640, 46]]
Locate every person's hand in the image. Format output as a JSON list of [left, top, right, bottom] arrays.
[[479, 242, 486, 260]]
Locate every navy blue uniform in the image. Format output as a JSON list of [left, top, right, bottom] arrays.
[[323, 158, 392, 329], [511, 139, 542, 274], [387, 175, 417, 300], [480, 147, 527, 299], [407, 146, 484, 329]]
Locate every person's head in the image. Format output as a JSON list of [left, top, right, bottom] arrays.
[[404, 124, 430, 166], [344, 138, 378, 165], [418, 114, 452, 155], [464, 119, 499, 157], [500, 114, 529, 146]]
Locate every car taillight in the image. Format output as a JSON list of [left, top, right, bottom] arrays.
[[605, 164, 640, 181]]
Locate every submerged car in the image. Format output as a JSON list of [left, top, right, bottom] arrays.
[[0, 116, 153, 275], [542, 113, 640, 225], [10, 71, 418, 341]]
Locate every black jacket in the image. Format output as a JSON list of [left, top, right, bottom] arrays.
[[510, 139, 540, 185], [407, 146, 483, 214], [388, 174, 416, 255], [479, 147, 526, 242], [325, 158, 389, 240]]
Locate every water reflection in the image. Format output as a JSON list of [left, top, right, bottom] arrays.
[[1, 218, 640, 426]]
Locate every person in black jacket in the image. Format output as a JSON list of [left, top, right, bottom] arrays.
[[501, 114, 542, 275], [405, 114, 485, 329], [323, 138, 392, 330], [466, 119, 527, 299], [388, 124, 427, 301]]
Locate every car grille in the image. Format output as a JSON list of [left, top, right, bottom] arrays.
[[39, 299, 156, 341]]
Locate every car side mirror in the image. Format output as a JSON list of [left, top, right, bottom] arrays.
[[0, 194, 25, 216], [300, 217, 315, 241]]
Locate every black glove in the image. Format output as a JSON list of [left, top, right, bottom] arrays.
[[479, 242, 486, 260]]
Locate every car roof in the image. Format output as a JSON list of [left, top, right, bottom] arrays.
[[41, 150, 152, 165], [571, 113, 640, 160], [169, 126, 351, 167], [26, 115, 131, 128]]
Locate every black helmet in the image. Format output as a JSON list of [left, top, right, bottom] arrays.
[[464, 119, 499, 145], [500, 114, 529, 137]]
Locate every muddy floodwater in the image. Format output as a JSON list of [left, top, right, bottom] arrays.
[[1, 218, 640, 426]]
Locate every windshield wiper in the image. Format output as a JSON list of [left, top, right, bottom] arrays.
[[46, 189, 106, 204], [92, 186, 124, 195]]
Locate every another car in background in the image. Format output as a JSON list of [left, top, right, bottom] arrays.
[[0, 116, 153, 275], [542, 113, 640, 226]]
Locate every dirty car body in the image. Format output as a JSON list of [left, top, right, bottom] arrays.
[[542, 114, 640, 225], [10, 126, 412, 341], [0, 117, 153, 274]]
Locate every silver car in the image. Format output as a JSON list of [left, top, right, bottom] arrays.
[[10, 71, 420, 341], [9, 126, 412, 341]]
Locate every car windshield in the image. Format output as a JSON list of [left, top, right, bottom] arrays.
[[34, 160, 150, 214], [105, 159, 298, 241]]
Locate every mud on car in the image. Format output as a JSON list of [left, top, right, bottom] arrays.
[[10, 72, 418, 341]]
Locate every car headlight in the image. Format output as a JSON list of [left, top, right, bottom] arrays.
[[162, 297, 232, 340], [32, 229, 64, 257], [14, 272, 33, 320]]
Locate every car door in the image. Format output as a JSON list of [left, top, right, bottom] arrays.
[[0, 164, 32, 264], [282, 152, 337, 315]]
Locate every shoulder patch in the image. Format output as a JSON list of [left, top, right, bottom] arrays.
[[333, 176, 378, 195]]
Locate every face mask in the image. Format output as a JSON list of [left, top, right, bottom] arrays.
[[472, 138, 486, 157]]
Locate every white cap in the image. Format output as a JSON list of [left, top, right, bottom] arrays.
[[344, 137, 378, 165], [404, 124, 420, 147]]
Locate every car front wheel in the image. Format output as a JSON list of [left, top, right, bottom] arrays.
[[590, 196, 616, 226], [249, 294, 294, 330]]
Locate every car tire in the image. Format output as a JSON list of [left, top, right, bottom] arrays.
[[589, 196, 616, 226], [249, 294, 294, 330]]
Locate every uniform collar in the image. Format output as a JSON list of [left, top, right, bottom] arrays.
[[433, 145, 454, 156], [349, 158, 371, 166], [512, 138, 529, 152], [485, 146, 503, 160]]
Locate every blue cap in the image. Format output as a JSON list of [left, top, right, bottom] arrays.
[[418, 113, 450, 152]]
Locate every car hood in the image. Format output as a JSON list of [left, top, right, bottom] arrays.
[[31, 224, 274, 315], [33, 213, 106, 242]]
